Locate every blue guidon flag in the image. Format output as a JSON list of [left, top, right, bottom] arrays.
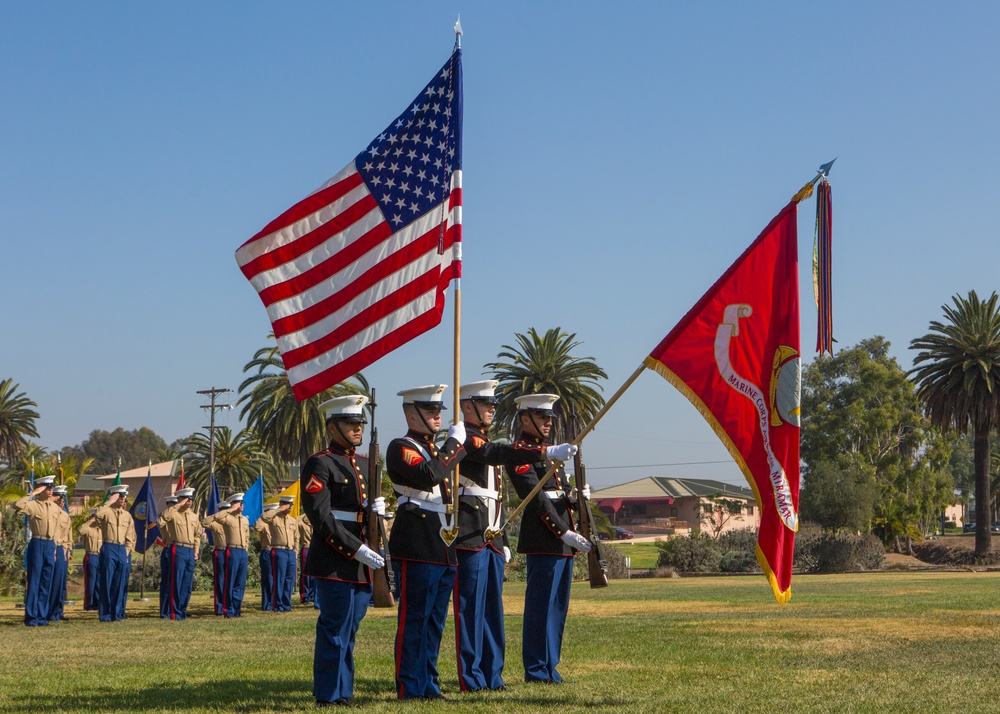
[[129, 474, 160, 555], [236, 46, 463, 401]]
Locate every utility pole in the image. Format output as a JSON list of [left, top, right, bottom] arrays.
[[198, 387, 232, 491]]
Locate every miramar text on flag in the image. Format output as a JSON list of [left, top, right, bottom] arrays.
[[235, 47, 463, 401]]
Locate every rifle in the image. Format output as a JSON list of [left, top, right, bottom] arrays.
[[570, 412, 608, 588], [367, 389, 395, 607]]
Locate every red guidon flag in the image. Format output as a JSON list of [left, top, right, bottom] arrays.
[[236, 47, 463, 400], [645, 202, 800, 603]]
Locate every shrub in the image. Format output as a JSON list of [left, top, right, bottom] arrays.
[[795, 531, 885, 573], [656, 533, 721, 572], [573, 542, 628, 580], [717, 528, 761, 573]]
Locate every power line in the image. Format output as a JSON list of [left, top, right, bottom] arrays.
[[586, 460, 732, 471]]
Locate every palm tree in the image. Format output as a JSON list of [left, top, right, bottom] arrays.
[[183, 426, 281, 500], [0, 379, 40, 467], [484, 327, 607, 443], [910, 290, 1000, 558], [238, 335, 372, 468]]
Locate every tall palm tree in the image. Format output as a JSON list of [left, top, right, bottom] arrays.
[[0, 379, 40, 467], [238, 335, 372, 467], [910, 290, 1000, 558], [484, 327, 607, 443], [183, 426, 277, 500]]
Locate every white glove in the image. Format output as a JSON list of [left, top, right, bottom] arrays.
[[372, 497, 386, 517], [580, 485, 591, 501], [546, 443, 577, 462], [503, 546, 512, 563], [353, 544, 385, 569], [447, 421, 466, 444], [560, 530, 592, 553]]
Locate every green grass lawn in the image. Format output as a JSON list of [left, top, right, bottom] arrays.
[[611, 541, 662, 569], [2, 571, 1000, 713]]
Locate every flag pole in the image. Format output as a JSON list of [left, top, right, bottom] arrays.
[[438, 16, 464, 547], [488, 364, 646, 537]]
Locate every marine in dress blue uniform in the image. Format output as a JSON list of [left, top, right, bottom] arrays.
[[387, 385, 467, 700], [297, 513, 316, 606], [300, 394, 387, 708], [12, 476, 60, 627], [453, 381, 577, 692], [505, 394, 591, 684]]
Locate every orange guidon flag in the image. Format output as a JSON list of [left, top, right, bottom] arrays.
[[645, 202, 801, 603]]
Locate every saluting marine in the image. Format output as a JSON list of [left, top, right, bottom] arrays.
[[296, 512, 316, 605], [157, 487, 203, 620], [261, 495, 299, 612], [300, 395, 387, 707], [256, 502, 278, 611], [158, 495, 179, 617], [211, 493, 250, 618], [453, 381, 579, 692], [13, 475, 61, 626], [78, 507, 103, 612], [505, 394, 591, 684], [48, 485, 73, 623], [202, 502, 231, 616], [95, 484, 137, 622], [387, 385, 467, 700]]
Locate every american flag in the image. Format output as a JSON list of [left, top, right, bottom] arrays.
[[236, 47, 463, 401]]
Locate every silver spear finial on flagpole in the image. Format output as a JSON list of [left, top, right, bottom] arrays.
[[454, 16, 463, 48]]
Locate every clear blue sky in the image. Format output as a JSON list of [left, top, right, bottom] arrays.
[[3, 2, 998, 487]]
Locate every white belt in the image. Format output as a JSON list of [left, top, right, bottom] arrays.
[[542, 491, 564, 500], [459, 485, 499, 499], [397, 496, 450, 513], [331, 509, 363, 522]]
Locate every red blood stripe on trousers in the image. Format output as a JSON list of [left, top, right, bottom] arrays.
[[240, 192, 377, 280], [238, 172, 365, 253]]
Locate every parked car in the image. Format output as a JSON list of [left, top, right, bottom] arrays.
[[611, 526, 634, 540], [962, 523, 1000, 533]]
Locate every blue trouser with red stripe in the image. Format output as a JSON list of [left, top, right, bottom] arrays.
[[522, 554, 573, 683], [23, 538, 56, 626], [224, 547, 247, 617], [455, 546, 507, 690], [164, 544, 195, 619], [259, 548, 273, 611], [83, 553, 100, 611], [47, 546, 67, 622], [392, 559, 455, 699], [300, 547, 316, 604], [212, 549, 226, 615], [272, 547, 295, 612], [313, 578, 372, 703], [159, 545, 172, 617], [99, 543, 129, 622]]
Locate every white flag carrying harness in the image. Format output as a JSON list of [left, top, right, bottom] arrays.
[[394, 437, 454, 541]]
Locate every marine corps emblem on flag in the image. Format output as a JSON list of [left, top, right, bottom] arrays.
[[305, 475, 323, 494], [401, 448, 423, 467]]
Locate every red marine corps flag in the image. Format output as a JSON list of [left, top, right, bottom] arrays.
[[645, 201, 801, 603], [236, 43, 463, 401]]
